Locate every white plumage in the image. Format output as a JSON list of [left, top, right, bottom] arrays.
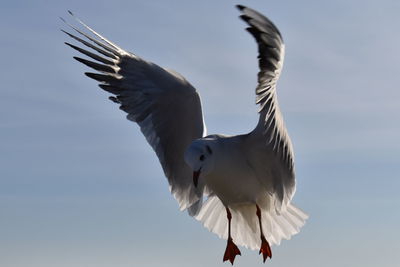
[[196, 196, 307, 249], [63, 4, 307, 263]]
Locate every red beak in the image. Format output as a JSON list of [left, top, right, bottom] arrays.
[[193, 169, 201, 187]]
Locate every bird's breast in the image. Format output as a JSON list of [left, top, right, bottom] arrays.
[[204, 152, 265, 206]]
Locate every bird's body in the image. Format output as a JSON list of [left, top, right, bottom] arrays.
[[200, 135, 266, 206], [62, 5, 308, 264]]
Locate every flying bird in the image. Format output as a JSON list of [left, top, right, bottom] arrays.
[[62, 5, 307, 264]]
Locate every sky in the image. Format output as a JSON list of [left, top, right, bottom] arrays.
[[1, 0, 400, 266]]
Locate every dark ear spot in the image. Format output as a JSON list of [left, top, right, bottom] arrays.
[[199, 155, 205, 161], [206, 145, 213, 154]]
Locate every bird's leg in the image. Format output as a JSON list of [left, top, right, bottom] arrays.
[[223, 207, 241, 265], [256, 204, 272, 262]]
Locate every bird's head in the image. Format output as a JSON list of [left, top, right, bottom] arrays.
[[184, 139, 215, 187]]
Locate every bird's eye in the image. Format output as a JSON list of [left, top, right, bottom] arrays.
[[199, 155, 205, 161]]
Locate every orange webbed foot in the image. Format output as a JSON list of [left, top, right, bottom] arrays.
[[259, 235, 272, 263], [223, 237, 241, 265]]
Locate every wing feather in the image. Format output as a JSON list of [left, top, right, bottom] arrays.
[[62, 13, 206, 211], [237, 5, 295, 211]]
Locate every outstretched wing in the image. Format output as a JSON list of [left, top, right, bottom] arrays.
[[237, 5, 295, 211], [62, 12, 205, 211]]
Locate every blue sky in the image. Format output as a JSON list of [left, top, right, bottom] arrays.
[[1, 0, 400, 266]]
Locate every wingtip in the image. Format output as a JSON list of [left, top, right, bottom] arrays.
[[68, 10, 74, 16], [60, 29, 71, 36], [108, 96, 120, 104], [236, 4, 246, 11], [84, 72, 95, 78], [239, 14, 251, 22], [84, 72, 97, 80]]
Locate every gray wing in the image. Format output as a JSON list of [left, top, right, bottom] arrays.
[[62, 12, 205, 211], [237, 5, 295, 211]]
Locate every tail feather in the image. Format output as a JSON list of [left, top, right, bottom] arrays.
[[194, 196, 308, 250]]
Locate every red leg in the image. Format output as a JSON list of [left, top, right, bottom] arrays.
[[223, 207, 241, 265], [256, 204, 272, 263]]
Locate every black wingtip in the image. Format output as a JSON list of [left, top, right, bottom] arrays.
[[74, 57, 115, 73], [59, 16, 66, 23], [60, 29, 74, 38], [68, 10, 74, 16], [109, 96, 120, 104], [72, 56, 83, 62], [85, 72, 106, 82], [60, 29, 70, 36], [240, 14, 251, 22], [84, 72, 95, 78], [236, 5, 246, 11], [85, 72, 116, 83]]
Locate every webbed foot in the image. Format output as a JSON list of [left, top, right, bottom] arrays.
[[259, 235, 272, 263], [223, 237, 241, 265]]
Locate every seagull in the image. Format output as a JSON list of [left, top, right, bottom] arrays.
[[62, 5, 307, 265]]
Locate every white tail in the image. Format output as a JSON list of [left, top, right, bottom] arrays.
[[194, 196, 308, 250]]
